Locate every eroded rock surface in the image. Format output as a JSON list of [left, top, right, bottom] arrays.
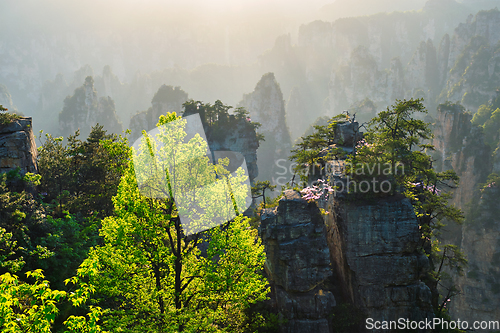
[[0, 117, 37, 175], [260, 190, 433, 332], [432, 102, 500, 324], [260, 190, 336, 332], [238, 73, 292, 183], [326, 197, 434, 328]]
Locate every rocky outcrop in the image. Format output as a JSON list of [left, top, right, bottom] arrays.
[[451, 185, 500, 323], [238, 73, 292, 184], [0, 117, 37, 175], [432, 102, 490, 210], [451, 184, 500, 323], [59, 76, 123, 139], [318, 7, 500, 120], [204, 119, 260, 184], [286, 87, 311, 142], [325, 197, 434, 329], [299, 1, 472, 75], [260, 190, 336, 332], [182, 105, 261, 184], [260, 189, 433, 332], [405, 40, 439, 101]]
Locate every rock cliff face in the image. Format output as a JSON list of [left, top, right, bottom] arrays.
[[405, 40, 439, 101], [260, 190, 336, 332], [326, 197, 434, 327], [204, 120, 260, 184], [328, 47, 405, 116], [432, 103, 490, 208], [452, 185, 500, 323], [318, 7, 500, 119], [128, 85, 188, 143], [129, 86, 260, 184], [432, 103, 500, 323], [286, 87, 311, 142], [238, 73, 292, 184], [440, 9, 500, 112], [59, 76, 123, 139], [260, 190, 433, 332], [0, 117, 37, 176]]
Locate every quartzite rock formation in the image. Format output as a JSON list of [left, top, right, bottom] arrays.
[[238, 73, 292, 184], [260, 190, 434, 333], [432, 102, 500, 324], [128, 85, 188, 143], [59, 76, 123, 139]]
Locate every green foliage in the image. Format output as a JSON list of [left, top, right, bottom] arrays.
[[0, 171, 47, 275], [37, 124, 130, 219], [482, 108, 500, 147], [0, 270, 66, 332], [0, 228, 23, 274], [81, 112, 270, 332], [356, 99, 466, 312], [36, 214, 100, 290], [289, 113, 349, 183], [472, 104, 494, 126], [0, 266, 106, 333], [251, 180, 277, 207], [471, 94, 500, 147], [0, 169, 100, 291], [182, 100, 264, 143]]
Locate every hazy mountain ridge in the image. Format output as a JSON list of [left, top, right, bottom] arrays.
[[4, 0, 500, 139]]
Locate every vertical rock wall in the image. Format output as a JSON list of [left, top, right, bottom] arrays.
[[325, 197, 434, 328], [432, 103, 500, 324], [260, 190, 434, 332], [128, 85, 188, 143], [238, 73, 292, 184], [260, 190, 336, 332]]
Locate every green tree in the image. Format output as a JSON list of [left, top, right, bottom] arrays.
[[289, 113, 349, 183], [349, 99, 466, 315], [82, 112, 269, 332], [0, 266, 106, 333], [351, 98, 432, 193], [291, 99, 467, 321], [251, 180, 277, 207], [37, 124, 130, 219], [0, 171, 48, 276], [182, 100, 264, 143], [0, 167, 100, 293]]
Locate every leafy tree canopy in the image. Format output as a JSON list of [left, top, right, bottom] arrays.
[[81, 112, 270, 332]]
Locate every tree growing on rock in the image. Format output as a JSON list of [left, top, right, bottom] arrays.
[[81, 112, 270, 332]]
